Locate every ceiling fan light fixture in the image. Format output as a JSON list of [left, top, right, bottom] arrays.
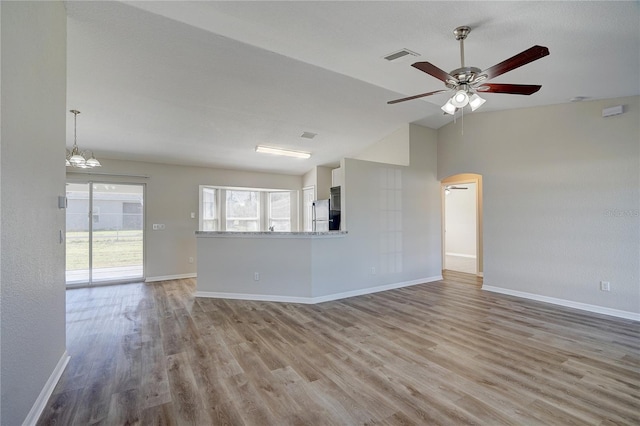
[[469, 93, 486, 111], [450, 90, 469, 108], [441, 100, 456, 115]]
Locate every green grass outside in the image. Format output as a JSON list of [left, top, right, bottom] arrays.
[[66, 230, 143, 270]]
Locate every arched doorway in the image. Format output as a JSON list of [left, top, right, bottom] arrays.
[[441, 173, 483, 276]]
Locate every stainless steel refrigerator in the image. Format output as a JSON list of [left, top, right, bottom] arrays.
[[312, 187, 341, 232]]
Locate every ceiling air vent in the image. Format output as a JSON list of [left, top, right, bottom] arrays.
[[300, 132, 317, 140], [383, 48, 419, 62]]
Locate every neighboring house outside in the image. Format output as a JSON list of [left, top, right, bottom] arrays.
[[66, 189, 143, 232]]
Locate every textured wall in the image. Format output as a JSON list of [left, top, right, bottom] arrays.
[[310, 124, 442, 297], [355, 123, 410, 166], [438, 96, 640, 314], [0, 2, 67, 424]]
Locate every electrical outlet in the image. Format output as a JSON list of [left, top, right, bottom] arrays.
[[600, 281, 610, 292], [188, 257, 194, 264], [152, 224, 165, 230], [254, 272, 260, 281], [371, 267, 376, 275]]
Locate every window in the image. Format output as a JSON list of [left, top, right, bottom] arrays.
[[122, 202, 143, 230], [269, 191, 291, 231], [199, 186, 297, 231], [226, 190, 260, 231], [201, 187, 218, 231]]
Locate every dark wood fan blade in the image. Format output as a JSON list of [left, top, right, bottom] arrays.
[[411, 62, 454, 83], [481, 45, 549, 80], [387, 90, 447, 105], [476, 83, 542, 95]]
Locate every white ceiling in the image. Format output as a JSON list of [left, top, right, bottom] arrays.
[[65, 1, 640, 175]]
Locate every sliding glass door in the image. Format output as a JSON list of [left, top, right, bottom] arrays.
[[66, 182, 144, 285]]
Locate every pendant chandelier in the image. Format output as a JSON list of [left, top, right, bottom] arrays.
[[66, 109, 101, 168]]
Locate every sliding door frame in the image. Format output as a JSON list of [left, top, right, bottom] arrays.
[[65, 178, 146, 287]]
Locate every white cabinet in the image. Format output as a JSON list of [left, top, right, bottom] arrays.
[[331, 167, 343, 187]]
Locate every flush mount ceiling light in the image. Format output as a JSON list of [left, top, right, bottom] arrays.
[[255, 145, 311, 159], [65, 109, 101, 168]]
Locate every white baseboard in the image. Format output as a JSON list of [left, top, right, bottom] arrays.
[[196, 275, 443, 305], [445, 252, 476, 259], [482, 285, 640, 322], [195, 291, 313, 304], [22, 351, 70, 426], [146, 273, 197, 283], [312, 276, 443, 303]]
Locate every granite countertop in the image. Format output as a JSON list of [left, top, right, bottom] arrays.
[[196, 230, 347, 238]]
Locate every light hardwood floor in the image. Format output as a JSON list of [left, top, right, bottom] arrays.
[[38, 272, 639, 425]]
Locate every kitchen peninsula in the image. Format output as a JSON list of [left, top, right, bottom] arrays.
[[195, 230, 349, 303]]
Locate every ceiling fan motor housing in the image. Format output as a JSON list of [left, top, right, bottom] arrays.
[[447, 67, 484, 89]]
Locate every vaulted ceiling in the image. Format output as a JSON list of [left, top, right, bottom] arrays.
[[65, 1, 640, 175]]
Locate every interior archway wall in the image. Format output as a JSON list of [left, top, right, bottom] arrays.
[[442, 173, 483, 275]]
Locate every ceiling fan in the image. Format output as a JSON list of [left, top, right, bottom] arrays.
[[444, 185, 468, 195], [388, 26, 549, 114]]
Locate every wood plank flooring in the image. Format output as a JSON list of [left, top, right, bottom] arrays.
[[38, 272, 640, 425]]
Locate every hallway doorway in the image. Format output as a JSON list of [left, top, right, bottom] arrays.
[[441, 174, 482, 276]]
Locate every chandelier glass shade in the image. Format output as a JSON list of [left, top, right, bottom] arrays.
[[441, 89, 486, 115], [66, 109, 100, 168]]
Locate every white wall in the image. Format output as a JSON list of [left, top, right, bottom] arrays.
[[72, 159, 301, 280], [197, 234, 313, 298], [438, 96, 640, 316], [354, 123, 410, 166], [314, 125, 443, 296], [316, 166, 333, 200], [1, 2, 68, 424], [196, 124, 442, 301], [311, 124, 442, 296], [445, 182, 477, 257], [302, 165, 333, 199]]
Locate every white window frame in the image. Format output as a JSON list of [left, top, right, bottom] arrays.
[[199, 185, 298, 232], [200, 187, 219, 231], [268, 191, 292, 232]]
